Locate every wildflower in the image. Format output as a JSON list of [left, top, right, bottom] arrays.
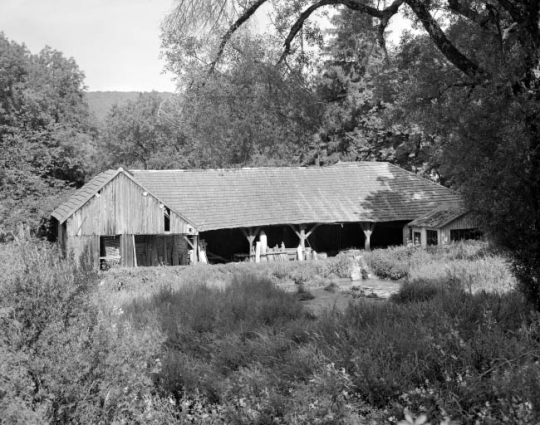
[[397, 409, 429, 425]]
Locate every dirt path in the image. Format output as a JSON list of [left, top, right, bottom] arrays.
[[299, 278, 402, 316]]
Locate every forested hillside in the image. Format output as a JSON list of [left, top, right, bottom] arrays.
[[85, 91, 173, 122]]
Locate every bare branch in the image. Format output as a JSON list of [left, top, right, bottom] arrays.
[[209, 0, 268, 73], [278, 0, 338, 65], [277, 0, 404, 65], [164, 0, 234, 34], [447, 0, 483, 23], [406, 0, 486, 80]]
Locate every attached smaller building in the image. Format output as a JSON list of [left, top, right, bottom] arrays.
[[407, 205, 481, 247]]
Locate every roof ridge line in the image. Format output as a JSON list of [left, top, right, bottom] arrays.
[[386, 163, 458, 194], [131, 163, 389, 173]]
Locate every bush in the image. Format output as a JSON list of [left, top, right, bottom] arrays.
[[296, 284, 316, 300], [309, 288, 540, 423], [364, 246, 427, 280], [0, 238, 173, 424], [390, 280, 447, 303]]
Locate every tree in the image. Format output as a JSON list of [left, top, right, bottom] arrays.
[[308, 8, 441, 176], [163, 1, 540, 307], [0, 33, 95, 240], [163, 31, 322, 167], [99, 92, 190, 170]]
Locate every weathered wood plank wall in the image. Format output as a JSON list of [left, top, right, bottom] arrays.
[[65, 173, 192, 237], [120, 235, 135, 267], [67, 235, 100, 268]]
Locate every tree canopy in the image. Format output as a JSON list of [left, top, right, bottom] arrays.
[[0, 33, 95, 240]]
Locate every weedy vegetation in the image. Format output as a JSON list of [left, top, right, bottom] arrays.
[[2, 239, 539, 424]]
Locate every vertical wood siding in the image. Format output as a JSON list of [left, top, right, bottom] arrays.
[[440, 213, 479, 245], [65, 173, 193, 237], [120, 235, 135, 267], [67, 235, 100, 268]]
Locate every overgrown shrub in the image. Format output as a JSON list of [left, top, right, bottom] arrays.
[[0, 238, 172, 424], [364, 245, 427, 280], [311, 289, 540, 423], [365, 242, 516, 295], [390, 279, 446, 303]]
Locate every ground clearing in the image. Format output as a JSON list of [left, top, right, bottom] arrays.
[[284, 277, 402, 315]]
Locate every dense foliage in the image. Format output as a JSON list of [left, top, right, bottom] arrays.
[[98, 92, 189, 170], [0, 237, 172, 423], [0, 34, 96, 240]]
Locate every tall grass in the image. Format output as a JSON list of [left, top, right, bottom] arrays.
[[365, 241, 517, 294], [2, 238, 537, 424], [98, 252, 355, 307], [120, 267, 540, 424]]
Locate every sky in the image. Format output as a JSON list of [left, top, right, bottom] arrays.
[[1, 0, 408, 93], [1, 0, 178, 92]]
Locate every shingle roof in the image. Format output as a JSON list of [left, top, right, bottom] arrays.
[[408, 204, 467, 228], [129, 162, 462, 232], [51, 169, 120, 223]]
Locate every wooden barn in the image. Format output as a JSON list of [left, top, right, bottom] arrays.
[[52, 168, 198, 269], [408, 205, 481, 247], [51, 162, 471, 268]]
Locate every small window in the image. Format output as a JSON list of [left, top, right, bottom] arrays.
[[164, 207, 171, 232], [450, 228, 482, 242], [413, 231, 421, 245], [426, 230, 438, 246]]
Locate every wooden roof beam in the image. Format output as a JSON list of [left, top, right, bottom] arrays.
[[288, 223, 322, 246], [241, 227, 260, 256], [359, 222, 376, 251]]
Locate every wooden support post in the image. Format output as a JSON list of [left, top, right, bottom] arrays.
[[420, 228, 427, 248], [194, 235, 199, 264], [133, 235, 138, 267], [183, 235, 201, 264], [360, 222, 376, 251], [172, 235, 179, 266], [260, 231, 267, 262], [163, 235, 167, 265], [299, 225, 306, 261], [287, 224, 321, 261], [299, 225, 306, 249], [241, 227, 260, 262], [120, 234, 135, 267], [403, 225, 410, 246], [255, 241, 261, 263], [58, 223, 66, 256]]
